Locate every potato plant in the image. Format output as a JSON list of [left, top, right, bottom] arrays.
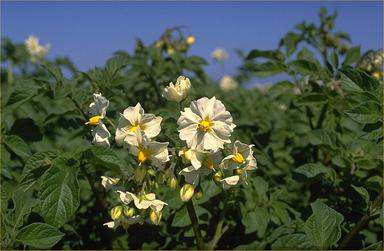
[[1, 8, 383, 250]]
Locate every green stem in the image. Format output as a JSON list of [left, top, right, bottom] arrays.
[[7, 60, 14, 85], [186, 200, 205, 249]]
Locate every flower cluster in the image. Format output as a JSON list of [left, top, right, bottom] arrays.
[[85, 75, 257, 228], [25, 35, 50, 62], [211, 48, 229, 62], [219, 75, 239, 91]]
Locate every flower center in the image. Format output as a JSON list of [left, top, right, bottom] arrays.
[[198, 119, 212, 132], [138, 148, 149, 164], [232, 153, 245, 164], [86, 115, 101, 125], [129, 124, 145, 132]]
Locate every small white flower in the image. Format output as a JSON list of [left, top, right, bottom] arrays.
[[179, 150, 221, 185], [129, 130, 169, 168], [115, 103, 162, 146], [211, 48, 229, 61], [221, 140, 257, 171], [220, 140, 257, 186], [101, 176, 120, 189], [117, 191, 167, 213], [103, 221, 115, 229], [25, 35, 50, 61], [177, 97, 236, 152], [86, 93, 111, 147], [162, 76, 191, 102], [220, 175, 241, 189], [220, 75, 238, 92]]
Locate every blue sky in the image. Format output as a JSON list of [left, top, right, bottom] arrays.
[[2, 1, 383, 82]]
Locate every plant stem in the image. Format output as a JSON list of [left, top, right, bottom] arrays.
[[339, 189, 383, 249], [207, 192, 229, 250], [8, 60, 14, 85], [186, 200, 205, 250]]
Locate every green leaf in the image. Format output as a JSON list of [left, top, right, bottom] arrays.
[[295, 163, 335, 181], [19, 151, 57, 190], [297, 48, 316, 62], [3, 135, 31, 161], [340, 72, 364, 93], [171, 206, 191, 227], [271, 234, 312, 249], [39, 157, 80, 227], [346, 101, 381, 124], [12, 189, 37, 230], [304, 200, 344, 249], [42, 62, 64, 83], [90, 146, 123, 170], [342, 46, 361, 66], [289, 59, 319, 75], [249, 61, 286, 77], [307, 129, 341, 149], [351, 185, 370, 207], [6, 83, 39, 108], [243, 207, 269, 236], [16, 223, 64, 249], [246, 49, 285, 61]]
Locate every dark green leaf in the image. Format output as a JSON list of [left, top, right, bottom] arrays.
[[39, 157, 80, 227], [16, 223, 64, 249], [3, 135, 31, 161], [304, 200, 344, 249]]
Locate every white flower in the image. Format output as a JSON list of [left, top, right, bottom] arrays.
[[129, 129, 169, 168], [117, 191, 167, 213], [220, 140, 257, 186], [115, 103, 162, 146], [101, 176, 120, 189], [179, 150, 222, 185], [86, 93, 111, 147], [211, 48, 229, 61], [177, 97, 236, 152], [103, 221, 115, 228], [220, 175, 241, 189], [162, 76, 191, 102], [25, 35, 50, 61], [103, 215, 142, 229], [221, 140, 257, 171], [220, 75, 238, 92]]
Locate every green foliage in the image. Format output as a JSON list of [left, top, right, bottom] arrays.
[[1, 9, 383, 250]]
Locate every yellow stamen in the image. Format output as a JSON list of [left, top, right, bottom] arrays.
[[232, 152, 245, 164], [138, 148, 149, 164], [130, 125, 139, 132], [198, 119, 212, 132], [85, 115, 101, 125]]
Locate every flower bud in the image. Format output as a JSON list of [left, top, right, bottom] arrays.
[[149, 209, 162, 225], [213, 171, 224, 186], [168, 176, 178, 189], [167, 47, 174, 55], [162, 76, 191, 102], [123, 206, 135, 218], [111, 206, 122, 220], [180, 183, 195, 202], [186, 35, 195, 45], [194, 190, 203, 200]]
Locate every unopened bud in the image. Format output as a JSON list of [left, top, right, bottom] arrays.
[[123, 206, 135, 218], [213, 171, 224, 183], [195, 190, 203, 200], [186, 35, 195, 45], [180, 183, 195, 202], [150, 209, 162, 225], [111, 206, 122, 220], [168, 176, 178, 189]]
